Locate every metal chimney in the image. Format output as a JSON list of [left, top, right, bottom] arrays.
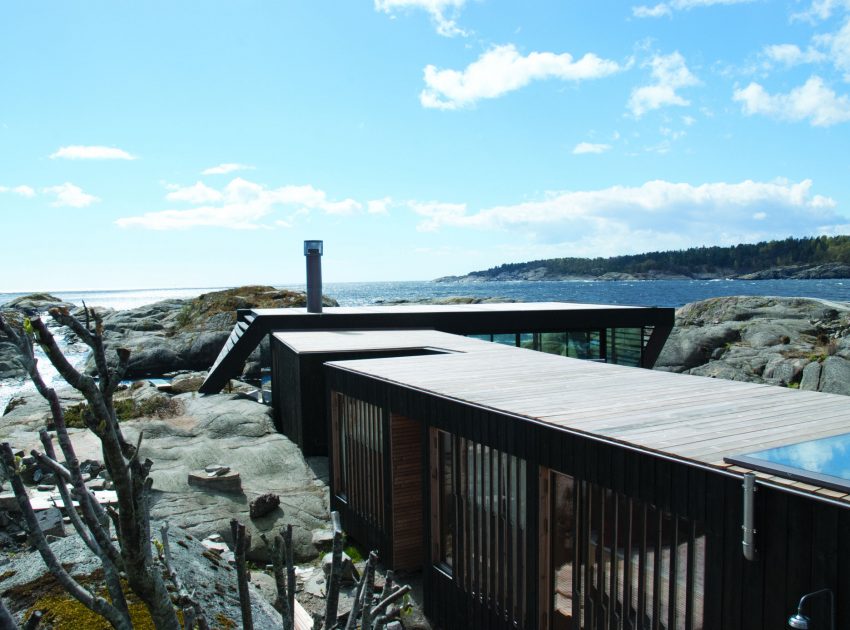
[[304, 240, 323, 313]]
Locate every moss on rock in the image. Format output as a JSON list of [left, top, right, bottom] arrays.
[[172, 285, 339, 332]]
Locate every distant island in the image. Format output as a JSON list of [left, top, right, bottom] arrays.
[[436, 235, 850, 282]]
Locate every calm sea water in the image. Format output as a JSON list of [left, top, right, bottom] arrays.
[[3, 278, 850, 412], [3, 278, 850, 310]]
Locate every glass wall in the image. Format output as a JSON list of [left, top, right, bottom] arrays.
[[468, 328, 647, 367]]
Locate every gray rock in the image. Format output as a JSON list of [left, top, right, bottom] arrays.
[[656, 296, 850, 395], [170, 371, 209, 393], [800, 361, 823, 391], [0, 520, 282, 627], [819, 356, 850, 395]]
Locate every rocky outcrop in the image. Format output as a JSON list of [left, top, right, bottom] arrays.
[[656, 296, 850, 394], [0, 517, 283, 627], [0, 382, 330, 562], [0, 294, 77, 380], [82, 286, 339, 379]]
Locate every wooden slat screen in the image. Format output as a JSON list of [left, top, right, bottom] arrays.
[[333, 392, 384, 530], [433, 430, 528, 627], [547, 470, 706, 630]]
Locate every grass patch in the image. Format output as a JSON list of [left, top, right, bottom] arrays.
[[63, 396, 183, 427], [344, 544, 364, 563]]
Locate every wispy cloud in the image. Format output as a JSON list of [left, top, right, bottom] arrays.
[[628, 52, 699, 117], [633, 0, 754, 18], [792, 0, 850, 23], [733, 75, 850, 126], [116, 178, 363, 230], [43, 183, 100, 207], [201, 163, 255, 176], [50, 145, 136, 160], [421, 44, 624, 110], [815, 17, 850, 79], [0, 185, 35, 198], [573, 142, 612, 154], [375, 0, 469, 37], [166, 182, 225, 204], [761, 43, 827, 67], [367, 197, 393, 214], [409, 179, 840, 257]]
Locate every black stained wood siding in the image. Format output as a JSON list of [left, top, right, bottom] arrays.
[[326, 365, 850, 630], [270, 338, 445, 455]]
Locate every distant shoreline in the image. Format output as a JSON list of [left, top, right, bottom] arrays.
[[435, 262, 850, 284]]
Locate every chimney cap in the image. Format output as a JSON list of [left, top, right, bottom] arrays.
[[304, 240, 323, 255]]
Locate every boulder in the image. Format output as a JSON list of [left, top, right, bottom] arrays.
[[657, 296, 850, 394], [819, 356, 850, 395], [0, 520, 282, 627]]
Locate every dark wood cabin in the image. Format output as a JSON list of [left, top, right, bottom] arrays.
[[244, 302, 673, 454], [325, 344, 850, 630]]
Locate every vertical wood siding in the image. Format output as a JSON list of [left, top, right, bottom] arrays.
[[326, 367, 850, 630], [391, 413, 424, 570]]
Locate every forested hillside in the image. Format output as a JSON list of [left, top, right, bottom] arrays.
[[457, 235, 850, 280]]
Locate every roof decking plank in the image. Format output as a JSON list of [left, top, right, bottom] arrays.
[[326, 345, 850, 504]]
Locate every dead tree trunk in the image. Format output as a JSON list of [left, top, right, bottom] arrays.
[[323, 511, 344, 629], [0, 311, 180, 629], [231, 519, 254, 630]]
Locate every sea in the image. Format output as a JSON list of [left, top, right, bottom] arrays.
[[3, 278, 850, 412]]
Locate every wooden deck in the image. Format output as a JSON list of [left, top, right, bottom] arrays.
[[327, 345, 850, 505], [273, 328, 515, 355]]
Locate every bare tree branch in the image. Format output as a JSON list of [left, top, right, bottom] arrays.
[[0, 443, 131, 630]]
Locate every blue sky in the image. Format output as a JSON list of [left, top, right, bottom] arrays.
[[2, 0, 850, 290]]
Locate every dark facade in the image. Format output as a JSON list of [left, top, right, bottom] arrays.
[[325, 358, 850, 630]]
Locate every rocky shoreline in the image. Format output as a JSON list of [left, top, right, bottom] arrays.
[[655, 295, 850, 394], [435, 261, 850, 283]]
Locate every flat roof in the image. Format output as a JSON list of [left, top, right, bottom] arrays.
[[327, 345, 850, 504], [273, 328, 518, 354], [255, 301, 649, 317]]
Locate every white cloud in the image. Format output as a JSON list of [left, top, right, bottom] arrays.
[[375, 0, 468, 36], [420, 44, 623, 110], [116, 178, 363, 230], [792, 0, 850, 22], [0, 185, 35, 198], [50, 145, 136, 160], [633, 0, 753, 18], [43, 183, 100, 208], [201, 163, 255, 176], [628, 52, 699, 117], [733, 75, 850, 126], [409, 179, 841, 256], [815, 17, 850, 78], [367, 197, 392, 214], [573, 142, 612, 154], [166, 182, 225, 204], [632, 4, 672, 17], [762, 43, 827, 67]]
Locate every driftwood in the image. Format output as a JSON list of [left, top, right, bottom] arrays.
[[323, 511, 345, 629], [231, 519, 254, 630], [0, 310, 180, 629]]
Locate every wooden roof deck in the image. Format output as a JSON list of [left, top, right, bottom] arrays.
[[273, 328, 518, 354], [327, 345, 850, 504]]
